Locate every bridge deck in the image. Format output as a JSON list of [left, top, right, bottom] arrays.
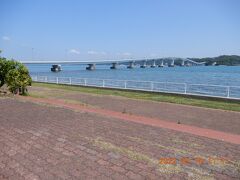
[[20, 58, 205, 65]]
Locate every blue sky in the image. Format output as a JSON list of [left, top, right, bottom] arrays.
[[0, 0, 240, 61]]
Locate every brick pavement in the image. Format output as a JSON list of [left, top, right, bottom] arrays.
[[20, 96, 240, 145], [0, 97, 240, 179], [30, 86, 240, 135]]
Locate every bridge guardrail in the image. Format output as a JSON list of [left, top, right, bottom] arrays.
[[31, 75, 240, 100]]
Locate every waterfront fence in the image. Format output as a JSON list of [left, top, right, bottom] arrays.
[[31, 75, 240, 100]]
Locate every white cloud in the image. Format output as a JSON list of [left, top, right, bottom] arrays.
[[122, 52, 131, 56], [87, 51, 107, 55], [87, 50, 98, 55], [2, 36, 10, 41], [69, 49, 80, 54]]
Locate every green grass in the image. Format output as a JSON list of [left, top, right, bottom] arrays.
[[32, 82, 240, 112]]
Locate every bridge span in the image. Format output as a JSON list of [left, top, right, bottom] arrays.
[[20, 58, 205, 71]]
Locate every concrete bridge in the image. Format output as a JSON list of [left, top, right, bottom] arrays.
[[20, 58, 205, 71]]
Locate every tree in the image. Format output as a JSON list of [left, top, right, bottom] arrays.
[[0, 58, 18, 87], [6, 63, 32, 94], [0, 58, 31, 95]]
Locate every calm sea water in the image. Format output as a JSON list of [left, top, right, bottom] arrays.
[[27, 64, 240, 86]]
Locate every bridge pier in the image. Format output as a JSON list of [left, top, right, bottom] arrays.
[[140, 61, 147, 68], [169, 60, 175, 67], [86, 64, 96, 70], [181, 60, 185, 66], [186, 62, 190, 67], [158, 60, 164, 67], [51, 64, 61, 72], [110, 63, 118, 69], [151, 60, 156, 68], [127, 61, 134, 69]]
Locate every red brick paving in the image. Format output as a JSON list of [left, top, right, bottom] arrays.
[[20, 96, 240, 145], [0, 97, 240, 179], [30, 86, 240, 135]]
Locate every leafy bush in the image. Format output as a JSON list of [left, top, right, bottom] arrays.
[[0, 57, 31, 95]]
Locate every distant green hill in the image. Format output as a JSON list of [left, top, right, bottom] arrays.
[[190, 55, 240, 66]]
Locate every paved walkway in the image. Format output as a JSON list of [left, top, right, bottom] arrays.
[[20, 96, 240, 145], [30, 86, 240, 135], [0, 97, 240, 179]]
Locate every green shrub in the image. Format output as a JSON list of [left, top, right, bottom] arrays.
[[0, 57, 31, 95]]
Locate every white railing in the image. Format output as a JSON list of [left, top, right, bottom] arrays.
[[31, 75, 240, 100]]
